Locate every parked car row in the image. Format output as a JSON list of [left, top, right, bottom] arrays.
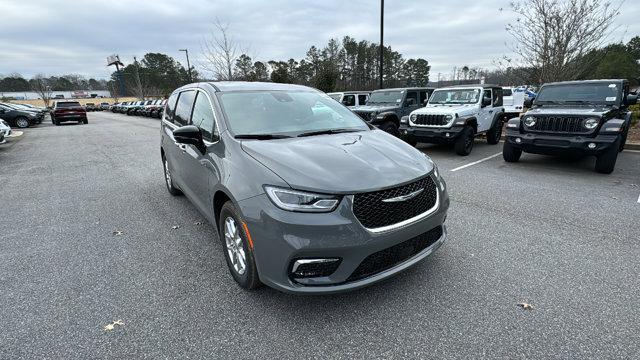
[[0, 102, 46, 128], [111, 99, 166, 118], [85, 102, 110, 111]]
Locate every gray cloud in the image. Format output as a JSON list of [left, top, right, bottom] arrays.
[[0, 0, 637, 80]]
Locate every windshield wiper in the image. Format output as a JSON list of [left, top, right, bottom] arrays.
[[235, 134, 292, 140], [297, 128, 363, 137], [565, 100, 593, 104]]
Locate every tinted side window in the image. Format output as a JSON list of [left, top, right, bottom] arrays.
[[358, 94, 368, 105], [191, 92, 216, 142], [419, 91, 427, 104], [405, 91, 418, 105], [174, 90, 196, 126], [342, 95, 355, 106], [483, 89, 492, 104], [493, 88, 503, 106], [164, 92, 179, 122]]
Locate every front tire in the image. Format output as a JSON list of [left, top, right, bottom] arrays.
[[219, 201, 261, 290], [454, 126, 474, 156], [502, 140, 522, 162], [595, 136, 621, 174], [162, 155, 182, 196], [379, 121, 400, 137]]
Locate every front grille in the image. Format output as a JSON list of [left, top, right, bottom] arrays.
[[528, 116, 589, 133], [353, 176, 438, 229], [413, 114, 448, 126], [347, 226, 443, 282]]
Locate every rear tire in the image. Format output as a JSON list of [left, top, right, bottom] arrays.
[[502, 140, 522, 162], [219, 201, 261, 290], [454, 126, 474, 156], [487, 116, 503, 145], [595, 137, 621, 174], [379, 121, 400, 137]]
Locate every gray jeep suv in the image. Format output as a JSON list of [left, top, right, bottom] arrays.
[[160, 82, 449, 294], [353, 87, 435, 136]]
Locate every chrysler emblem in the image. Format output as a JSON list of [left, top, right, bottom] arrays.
[[382, 188, 424, 203]]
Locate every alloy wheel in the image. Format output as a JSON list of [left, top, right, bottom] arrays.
[[224, 217, 246, 275], [16, 118, 29, 128]]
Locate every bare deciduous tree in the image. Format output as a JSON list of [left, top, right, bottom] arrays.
[[201, 19, 246, 80], [31, 74, 52, 107], [503, 0, 622, 83]]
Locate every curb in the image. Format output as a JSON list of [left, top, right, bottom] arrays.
[[626, 142, 640, 151]]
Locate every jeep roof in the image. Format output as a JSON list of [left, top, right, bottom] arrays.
[[371, 87, 434, 92], [541, 79, 626, 87], [446, 84, 500, 89]]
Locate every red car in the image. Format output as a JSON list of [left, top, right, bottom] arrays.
[[51, 101, 88, 125]]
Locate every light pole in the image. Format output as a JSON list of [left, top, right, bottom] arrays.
[[179, 49, 192, 82], [379, 0, 384, 89]]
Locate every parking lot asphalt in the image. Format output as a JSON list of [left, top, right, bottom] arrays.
[[1, 112, 639, 359]]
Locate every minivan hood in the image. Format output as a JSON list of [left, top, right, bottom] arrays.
[[241, 131, 432, 194]]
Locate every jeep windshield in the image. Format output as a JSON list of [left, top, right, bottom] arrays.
[[429, 89, 480, 104], [536, 83, 620, 105], [327, 93, 342, 101], [218, 90, 369, 138], [367, 90, 403, 104]]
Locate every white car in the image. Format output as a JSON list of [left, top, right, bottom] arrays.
[[502, 87, 526, 118], [0, 118, 12, 144]]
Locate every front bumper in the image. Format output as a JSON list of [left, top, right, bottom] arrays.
[[505, 129, 618, 156], [400, 125, 464, 144], [237, 180, 450, 294]]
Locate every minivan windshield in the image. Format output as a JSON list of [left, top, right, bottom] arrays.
[[536, 82, 620, 104], [218, 91, 369, 137], [430, 89, 481, 104], [368, 90, 403, 104]]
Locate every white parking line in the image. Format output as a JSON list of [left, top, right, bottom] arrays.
[[450, 153, 502, 172], [637, 193, 640, 204]]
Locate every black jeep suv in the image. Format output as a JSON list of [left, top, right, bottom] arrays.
[[503, 79, 637, 174]]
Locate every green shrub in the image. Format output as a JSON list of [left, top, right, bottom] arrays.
[[631, 104, 640, 126]]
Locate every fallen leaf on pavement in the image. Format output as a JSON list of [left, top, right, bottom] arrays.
[[104, 319, 124, 331], [171, 225, 180, 230], [194, 221, 204, 226], [112, 230, 124, 236], [517, 302, 534, 310]]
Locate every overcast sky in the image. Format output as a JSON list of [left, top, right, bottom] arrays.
[[1, 0, 638, 80]]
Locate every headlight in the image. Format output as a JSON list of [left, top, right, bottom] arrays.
[[523, 116, 537, 127], [584, 118, 599, 130], [409, 114, 416, 122], [265, 186, 340, 213], [444, 114, 453, 121]]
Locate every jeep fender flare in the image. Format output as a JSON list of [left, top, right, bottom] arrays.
[[455, 116, 478, 133], [375, 112, 400, 126], [489, 109, 506, 129], [601, 118, 627, 134]]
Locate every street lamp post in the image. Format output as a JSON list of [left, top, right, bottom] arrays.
[[379, 0, 384, 89], [179, 49, 192, 83]]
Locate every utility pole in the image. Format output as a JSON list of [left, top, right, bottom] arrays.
[[379, 0, 384, 89], [179, 49, 192, 83]]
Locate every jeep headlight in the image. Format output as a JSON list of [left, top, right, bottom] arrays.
[[265, 186, 340, 213], [409, 114, 417, 122], [584, 118, 599, 130], [523, 116, 537, 127], [444, 114, 453, 121]]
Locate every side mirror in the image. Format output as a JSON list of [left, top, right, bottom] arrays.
[[482, 96, 492, 107], [405, 98, 416, 106], [524, 98, 533, 108], [626, 94, 638, 106], [174, 125, 205, 152]]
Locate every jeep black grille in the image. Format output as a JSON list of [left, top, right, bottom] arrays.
[[528, 116, 589, 133], [347, 225, 443, 282], [353, 176, 438, 229], [413, 114, 448, 126]]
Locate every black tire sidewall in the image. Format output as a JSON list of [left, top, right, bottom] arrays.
[[455, 126, 474, 156], [595, 136, 621, 174]]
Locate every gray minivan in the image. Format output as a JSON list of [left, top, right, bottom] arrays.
[[160, 81, 449, 294]]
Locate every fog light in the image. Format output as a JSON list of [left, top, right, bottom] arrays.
[[588, 143, 596, 149], [290, 258, 341, 278], [445, 132, 450, 138], [515, 138, 522, 144]]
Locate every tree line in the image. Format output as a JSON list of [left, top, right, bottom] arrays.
[[0, 74, 109, 92]]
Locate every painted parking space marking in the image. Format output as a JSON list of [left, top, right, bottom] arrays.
[[637, 193, 640, 204], [450, 153, 502, 172]]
